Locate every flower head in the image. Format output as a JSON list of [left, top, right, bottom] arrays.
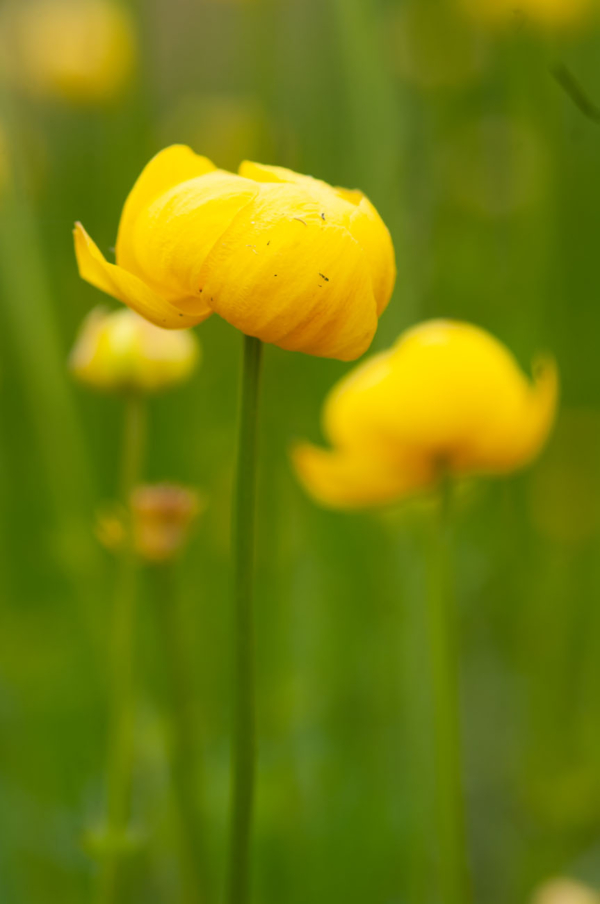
[[292, 320, 558, 509], [70, 306, 199, 395], [0, 0, 136, 104], [74, 145, 396, 361]]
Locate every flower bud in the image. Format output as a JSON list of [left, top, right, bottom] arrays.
[[70, 306, 200, 395], [130, 484, 203, 563], [0, 0, 137, 104]]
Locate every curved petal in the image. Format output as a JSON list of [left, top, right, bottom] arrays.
[[291, 442, 430, 509], [122, 170, 259, 308], [240, 164, 396, 319], [239, 160, 312, 186], [458, 356, 559, 474], [322, 349, 398, 449], [197, 183, 378, 360], [116, 145, 216, 276], [74, 223, 208, 329], [348, 197, 396, 315]]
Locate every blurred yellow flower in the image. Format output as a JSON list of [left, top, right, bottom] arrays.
[[292, 320, 558, 509], [70, 306, 199, 394], [0, 0, 136, 104], [74, 145, 396, 361], [532, 879, 600, 904], [459, 0, 593, 31]]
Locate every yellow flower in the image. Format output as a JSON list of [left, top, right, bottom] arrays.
[[531, 879, 600, 904], [69, 306, 199, 394], [74, 145, 396, 361], [459, 0, 593, 31], [0, 0, 136, 104], [292, 320, 558, 509]]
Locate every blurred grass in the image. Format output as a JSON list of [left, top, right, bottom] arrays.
[[2, 0, 600, 902]]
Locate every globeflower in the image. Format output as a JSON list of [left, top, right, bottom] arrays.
[[74, 144, 396, 361], [0, 0, 136, 104], [70, 306, 199, 394], [293, 320, 558, 509]]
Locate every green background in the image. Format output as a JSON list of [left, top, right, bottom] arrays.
[[1, 0, 600, 901]]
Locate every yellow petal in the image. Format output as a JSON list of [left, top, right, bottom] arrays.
[[378, 322, 559, 475], [238, 161, 343, 202], [292, 442, 430, 509], [347, 196, 396, 315], [116, 144, 216, 278], [322, 349, 399, 451], [238, 160, 312, 186], [198, 183, 378, 360], [74, 222, 206, 328], [240, 164, 396, 321], [124, 170, 259, 310], [460, 355, 559, 473]]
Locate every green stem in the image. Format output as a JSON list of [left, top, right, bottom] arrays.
[[96, 395, 146, 904], [426, 478, 471, 904], [225, 335, 263, 904], [155, 563, 208, 904]]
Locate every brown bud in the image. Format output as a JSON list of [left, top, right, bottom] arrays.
[[130, 484, 203, 563]]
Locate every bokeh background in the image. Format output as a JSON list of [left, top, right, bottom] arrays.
[[1, 0, 600, 902]]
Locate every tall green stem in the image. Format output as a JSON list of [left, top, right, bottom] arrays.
[[155, 563, 208, 904], [226, 335, 263, 904], [426, 478, 471, 904], [96, 395, 146, 904]]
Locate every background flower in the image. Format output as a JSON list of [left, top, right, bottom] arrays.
[[70, 306, 200, 394], [0, 0, 136, 104], [293, 320, 557, 508]]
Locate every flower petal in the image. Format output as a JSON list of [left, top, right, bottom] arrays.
[[241, 164, 396, 320], [74, 222, 206, 328], [348, 196, 396, 315], [116, 144, 216, 277], [239, 160, 321, 189], [291, 442, 430, 509], [121, 170, 260, 310], [458, 355, 559, 473], [197, 183, 378, 360]]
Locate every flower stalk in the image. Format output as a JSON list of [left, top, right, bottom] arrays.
[[226, 334, 263, 904], [96, 394, 146, 904], [426, 476, 471, 904]]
